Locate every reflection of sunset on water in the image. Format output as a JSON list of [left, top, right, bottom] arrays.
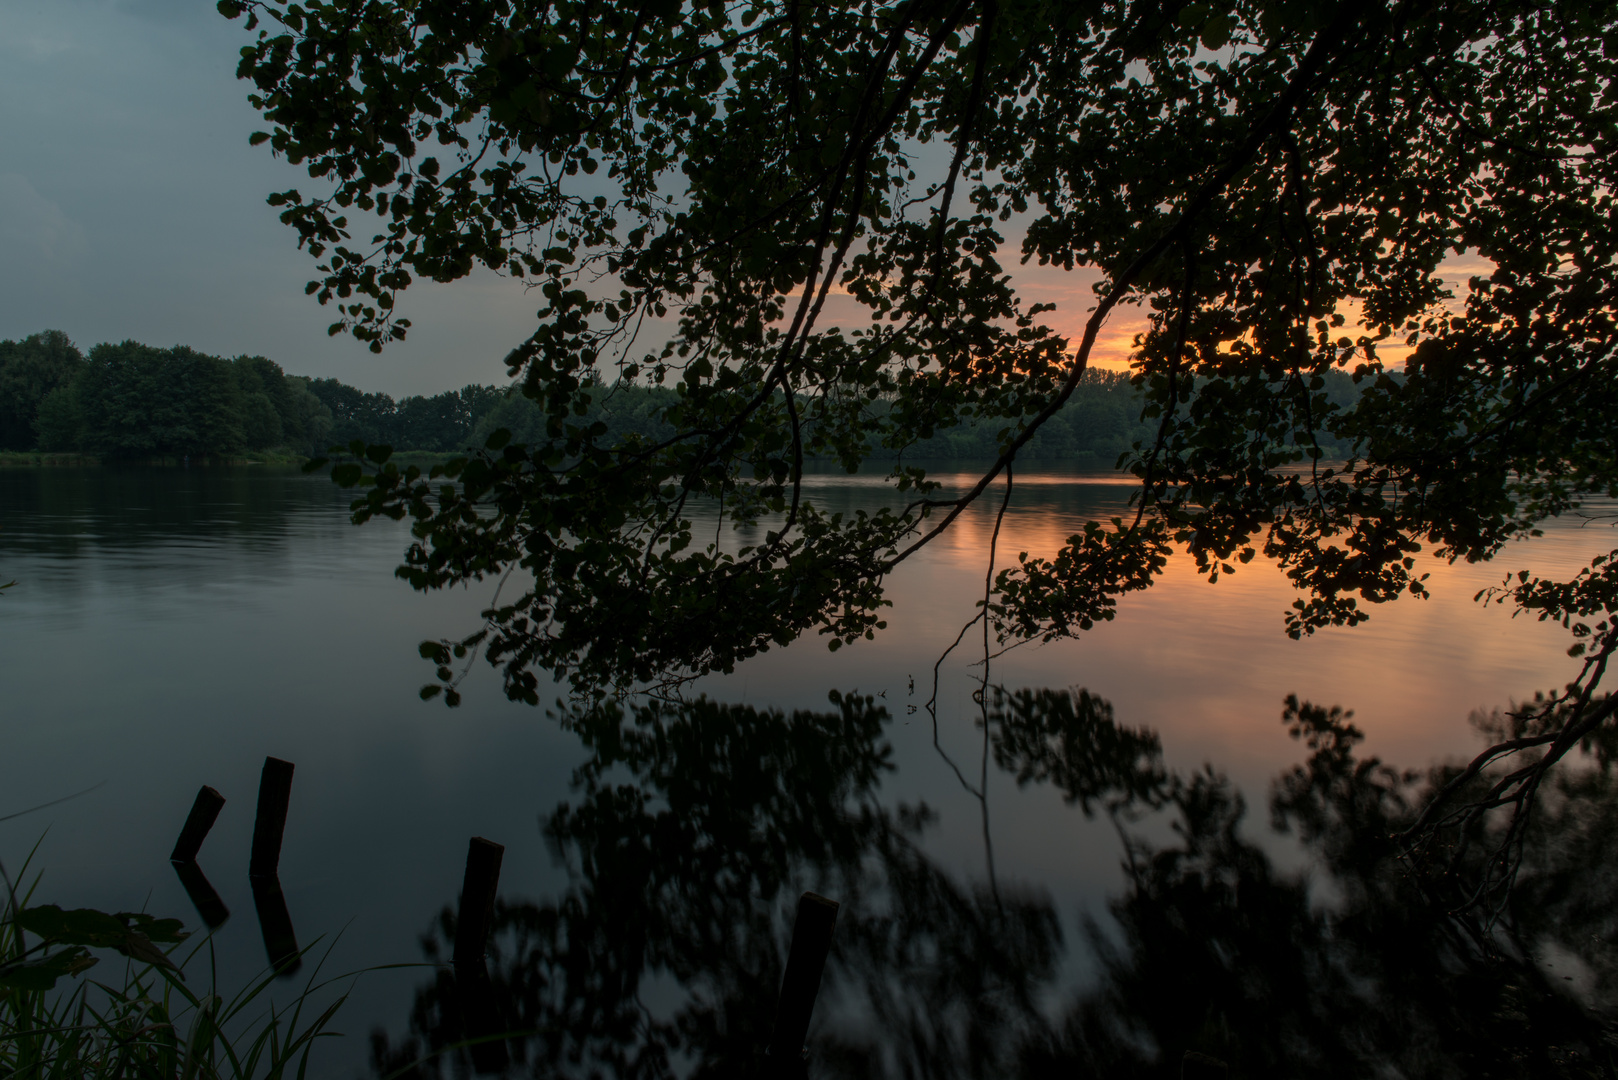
[[740, 467, 1617, 790]]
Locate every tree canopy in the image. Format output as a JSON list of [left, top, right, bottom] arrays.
[[227, 0, 1618, 852], [7, 335, 336, 459], [0, 331, 85, 452]]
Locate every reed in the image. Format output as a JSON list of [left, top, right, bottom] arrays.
[[2, 847, 349, 1080]]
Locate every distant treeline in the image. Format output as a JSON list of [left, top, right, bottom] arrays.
[[467, 371, 1172, 466], [305, 379, 506, 454], [1, 329, 1361, 463], [0, 331, 503, 458], [470, 369, 1359, 466]]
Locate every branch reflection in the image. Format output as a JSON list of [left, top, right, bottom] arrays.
[[371, 691, 1618, 1078]]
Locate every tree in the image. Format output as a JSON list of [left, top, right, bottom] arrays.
[[280, 374, 336, 455], [0, 330, 84, 451], [76, 342, 248, 457], [33, 383, 84, 452], [24, 337, 335, 457], [227, 0, 1618, 894], [306, 377, 400, 447], [76, 341, 172, 457], [394, 384, 505, 451]]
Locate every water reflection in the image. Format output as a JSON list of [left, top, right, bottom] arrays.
[[370, 692, 1618, 1078], [171, 858, 230, 928], [1036, 698, 1618, 1078], [6, 467, 1615, 1077], [369, 692, 1062, 1078], [0, 466, 351, 613], [250, 873, 302, 976]]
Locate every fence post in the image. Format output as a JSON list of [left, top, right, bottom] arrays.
[[765, 892, 839, 1076], [248, 757, 295, 878], [170, 785, 226, 863]]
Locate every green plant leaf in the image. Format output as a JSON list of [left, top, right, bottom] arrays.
[[0, 947, 98, 992], [16, 905, 186, 970]]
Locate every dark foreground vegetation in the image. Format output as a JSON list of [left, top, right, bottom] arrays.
[[0, 853, 344, 1078], [2, 329, 1353, 465]]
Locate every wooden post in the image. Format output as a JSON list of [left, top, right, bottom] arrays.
[[766, 892, 839, 1070], [249, 757, 295, 878], [170, 785, 226, 863], [451, 837, 509, 1074], [455, 961, 511, 1074], [453, 837, 505, 967]]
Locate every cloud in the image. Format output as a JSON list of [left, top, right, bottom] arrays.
[[0, 172, 88, 266]]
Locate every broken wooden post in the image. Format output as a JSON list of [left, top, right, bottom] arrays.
[[170, 785, 225, 863], [452, 836, 505, 967], [249, 757, 295, 878], [451, 837, 509, 1074], [456, 961, 511, 1074], [765, 892, 839, 1072]]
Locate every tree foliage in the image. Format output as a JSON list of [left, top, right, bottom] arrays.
[[227, 0, 1618, 762], [72, 342, 335, 458], [306, 377, 507, 451], [1, 332, 339, 459], [462, 367, 1201, 465], [0, 331, 84, 452]]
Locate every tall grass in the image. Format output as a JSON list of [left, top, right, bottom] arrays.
[[1, 847, 350, 1080]]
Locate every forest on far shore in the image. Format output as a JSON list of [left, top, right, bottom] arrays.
[[0, 330, 503, 458], [0, 329, 1360, 464]]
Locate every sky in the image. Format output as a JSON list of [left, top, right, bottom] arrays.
[[0, 0, 1149, 399], [4, 1, 1471, 398], [0, 0, 543, 395]]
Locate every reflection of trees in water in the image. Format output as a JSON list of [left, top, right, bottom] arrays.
[[1034, 698, 1618, 1078], [372, 691, 1618, 1079], [0, 466, 352, 606], [371, 692, 1062, 1078]]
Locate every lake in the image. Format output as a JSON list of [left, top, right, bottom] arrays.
[[3, 464, 1615, 1077]]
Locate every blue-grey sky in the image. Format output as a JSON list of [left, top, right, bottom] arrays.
[[0, 0, 538, 395], [1, 0, 1181, 397]]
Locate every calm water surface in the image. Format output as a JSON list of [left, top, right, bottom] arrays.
[[3, 465, 1615, 1077]]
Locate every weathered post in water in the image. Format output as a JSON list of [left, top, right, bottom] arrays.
[[248, 757, 295, 878], [170, 785, 226, 862], [170, 783, 230, 927], [452, 836, 510, 1075], [246, 757, 300, 975], [764, 892, 840, 1078], [453, 837, 505, 966]]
